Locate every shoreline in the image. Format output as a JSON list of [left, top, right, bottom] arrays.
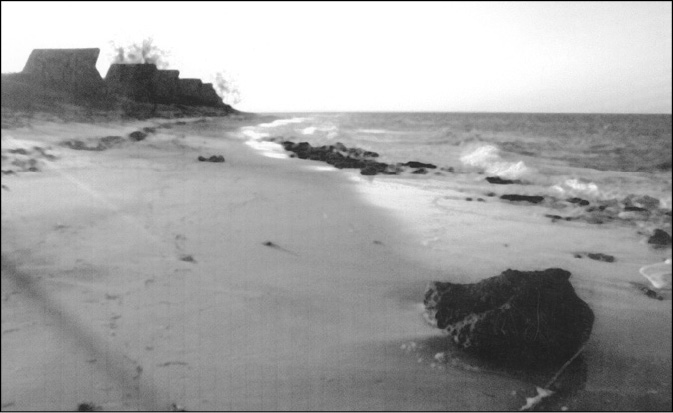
[[1, 115, 671, 411], [1, 115, 527, 411]]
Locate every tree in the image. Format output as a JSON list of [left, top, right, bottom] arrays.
[[211, 71, 241, 105], [109, 37, 170, 68]]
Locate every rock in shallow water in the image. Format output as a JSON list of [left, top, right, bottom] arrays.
[[424, 268, 594, 365]]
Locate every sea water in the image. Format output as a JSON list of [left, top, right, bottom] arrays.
[[238, 112, 672, 271], [240, 112, 671, 206]]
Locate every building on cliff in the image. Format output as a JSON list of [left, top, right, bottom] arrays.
[[10, 48, 227, 109], [106, 64, 225, 108], [21, 48, 106, 97], [105, 64, 159, 103]]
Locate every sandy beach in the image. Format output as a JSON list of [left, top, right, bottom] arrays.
[[1, 115, 671, 411]]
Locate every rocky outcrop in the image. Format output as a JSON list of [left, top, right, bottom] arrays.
[[574, 252, 616, 262], [278, 140, 396, 175], [486, 176, 521, 185], [21, 48, 105, 96], [272, 139, 447, 176], [198, 155, 225, 163], [424, 268, 594, 365], [567, 197, 590, 206], [402, 161, 436, 169], [500, 194, 545, 204]]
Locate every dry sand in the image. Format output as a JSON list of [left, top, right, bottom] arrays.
[[1, 116, 671, 411]]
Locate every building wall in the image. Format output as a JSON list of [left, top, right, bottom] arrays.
[[21, 48, 105, 96]]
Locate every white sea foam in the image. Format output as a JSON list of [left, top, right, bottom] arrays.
[[258, 117, 308, 128], [244, 139, 287, 159], [314, 124, 340, 140], [357, 129, 388, 134], [550, 178, 602, 199], [241, 128, 270, 140], [240, 126, 286, 158], [460, 144, 531, 179], [301, 127, 317, 135], [640, 258, 672, 289]]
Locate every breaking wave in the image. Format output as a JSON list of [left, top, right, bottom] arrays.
[[550, 178, 602, 199], [258, 117, 309, 128], [460, 144, 531, 179]]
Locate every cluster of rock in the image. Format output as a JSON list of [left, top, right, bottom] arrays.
[[485, 179, 671, 245], [2, 48, 233, 114], [485, 176, 523, 185], [197, 155, 225, 163], [270, 139, 439, 176], [61, 126, 157, 151], [574, 252, 616, 263], [423, 268, 594, 366], [1, 146, 56, 174]]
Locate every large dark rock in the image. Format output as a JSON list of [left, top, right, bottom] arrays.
[[500, 194, 545, 204], [486, 176, 521, 185], [567, 197, 590, 206], [198, 155, 225, 163], [424, 268, 594, 365], [586, 253, 616, 263], [648, 229, 672, 246], [403, 161, 437, 169]]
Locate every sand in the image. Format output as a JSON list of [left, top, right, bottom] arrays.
[[1, 116, 671, 411]]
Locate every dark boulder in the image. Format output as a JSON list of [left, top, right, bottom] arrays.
[[624, 206, 648, 212], [198, 155, 225, 163], [586, 253, 616, 263], [128, 131, 147, 141], [403, 161, 437, 169], [648, 229, 672, 246], [360, 165, 379, 175], [412, 168, 428, 174], [500, 194, 545, 204], [567, 197, 590, 206], [486, 176, 521, 185], [424, 268, 594, 365]]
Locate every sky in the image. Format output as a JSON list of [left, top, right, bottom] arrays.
[[1, 1, 671, 113]]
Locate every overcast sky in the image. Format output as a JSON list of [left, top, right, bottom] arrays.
[[2, 1, 671, 113]]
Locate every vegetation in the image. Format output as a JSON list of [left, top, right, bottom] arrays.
[[109, 37, 170, 69], [211, 70, 241, 105]]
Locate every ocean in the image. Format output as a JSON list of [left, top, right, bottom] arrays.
[[239, 112, 672, 208]]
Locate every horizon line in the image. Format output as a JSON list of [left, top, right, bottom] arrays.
[[245, 109, 673, 116]]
